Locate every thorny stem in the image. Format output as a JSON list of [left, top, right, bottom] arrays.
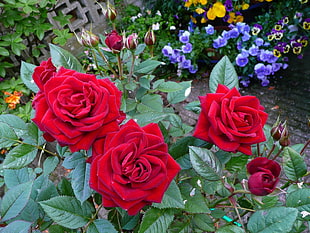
[[215, 205, 255, 212], [84, 203, 104, 233], [229, 196, 245, 229], [91, 48, 104, 76], [271, 146, 284, 161], [266, 143, 276, 159], [95, 47, 118, 78], [128, 51, 136, 80], [116, 53, 123, 80], [256, 143, 261, 157], [300, 139, 310, 155], [8, 138, 61, 159]]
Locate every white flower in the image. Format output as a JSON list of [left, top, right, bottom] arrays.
[[170, 26, 176, 30], [156, 10, 161, 16], [152, 22, 160, 31]]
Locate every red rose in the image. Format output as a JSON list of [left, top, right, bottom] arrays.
[[247, 157, 281, 196], [105, 30, 124, 53], [193, 84, 268, 155], [33, 58, 56, 90], [89, 119, 181, 215], [32, 66, 123, 152]]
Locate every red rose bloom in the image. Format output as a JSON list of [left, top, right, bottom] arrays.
[[193, 84, 268, 155], [32, 66, 123, 152], [105, 30, 124, 53], [33, 58, 56, 90], [89, 119, 181, 215], [247, 157, 281, 196]]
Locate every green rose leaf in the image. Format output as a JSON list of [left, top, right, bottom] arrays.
[[49, 43, 84, 73], [184, 192, 210, 214], [86, 219, 118, 233], [209, 55, 239, 93], [283, 147, 307, 181], [0, 181, 33, 222], [0, 114, 27, 136], [3, 167, 35, 189], [189, 146, 222, 181], [193, 213, 215, 232], [216, 225, 245, 233], [138, 208, 175, 233], [71, 161, 92, 204], [247, 207, 298, 233], [3, 144, 38, 169], [43, 156, 59, 175], [286, 188, 310, 221], [20, 61, 39, 93], [134, 59, 162, 74], [137, 94, 163, 113], [156, 81, 184, 93], [152, 180, 184, 209], [133, 112, 172, 126], [0, 122, 18, 148], [0, 220, 32, 233], [39, 196, 94, 229], [167, 81, 192, 104]]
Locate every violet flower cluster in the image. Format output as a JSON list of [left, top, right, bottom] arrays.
[[212, 22, 288, 86], [162, 30, 198, 76]]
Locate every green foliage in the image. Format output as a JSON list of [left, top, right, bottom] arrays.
[[0, 0, 72, 78]]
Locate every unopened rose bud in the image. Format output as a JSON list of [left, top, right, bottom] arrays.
[[106, 1, 117, 21], [270, 118, 285, 141], [125, 33, 139, 50], [105, 30, 124, 54], [77, 29, 99, 48], [144, 29, 156, 46], [279, 124, 290, 147]]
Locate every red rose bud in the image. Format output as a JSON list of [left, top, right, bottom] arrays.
[[144, 29, 156, 46], [193, 84, 268, 155], [125, 33, 139, 50], [105, 1, 117, 21], [279, 124, 290, 147], [246, 157, 281, 196], [77, 29, 99, 48], [105, 30, 124, 53]]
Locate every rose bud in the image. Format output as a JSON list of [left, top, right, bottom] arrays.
[[248, 170, 279, 196], [279, 124, 290, 147], [105, 30, 124, 53], [77, 29, 99, 48], [246, 157, 281, 196], [105, 1, 117, 21], [144, 28, 156, 46], [125, 33, 139, 50]]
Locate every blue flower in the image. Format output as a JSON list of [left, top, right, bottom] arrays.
[[255, 38, 264, 47], [181, 59, 191, 69], [162, 45, 173, 57], [235, 54, 249, 67], [213, 36, 227, 49], [228, 28, 239, 38], [189, 65, 198, 73], [179, 31, 190, 43], [248, 45, 260, 56], [182, 43, 193, 53], [205, 25, 215, 35], [242, 32, 251, 42]]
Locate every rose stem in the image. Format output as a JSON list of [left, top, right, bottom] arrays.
[[128, 51, 136, 81], [116, 53, 123, 80], [95, 47, 118, 78], [266, 143, 276, 159], [90, 48, 104, 76], [300, 139, 310, 155], [271, 146, 284, 161]]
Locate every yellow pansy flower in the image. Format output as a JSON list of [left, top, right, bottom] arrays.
[[200, 0, 208, 5], [242, 3, 249, 10], [196, 7, 205, 14], [207, 8, 216, 20], [212, 2, 226, 18]]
